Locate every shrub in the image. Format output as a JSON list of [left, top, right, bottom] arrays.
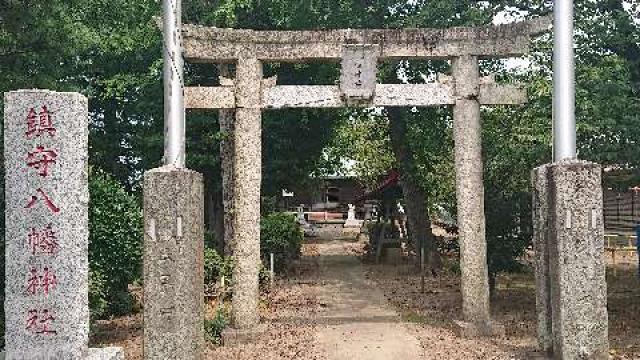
[[204, 248, 234, 286], [88, 168, 143, 317], [88, 269, 108, 320], [204, 307, 230, 344], [260, 213, 303, 272]]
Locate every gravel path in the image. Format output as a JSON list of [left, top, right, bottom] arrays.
[[314, 237, 423, 360]]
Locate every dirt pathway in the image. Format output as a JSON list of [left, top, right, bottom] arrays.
[[313, 236, 423, 359]]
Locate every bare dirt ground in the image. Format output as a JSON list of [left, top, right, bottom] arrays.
[[365, 253, 640, 360], [91, 243, 326, 360], [91, 227, 640, 359]]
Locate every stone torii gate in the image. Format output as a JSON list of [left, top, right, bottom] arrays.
[[180, 17, 550, 342]]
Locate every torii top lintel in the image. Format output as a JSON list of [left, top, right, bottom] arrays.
[[183, 16, 551, 63]]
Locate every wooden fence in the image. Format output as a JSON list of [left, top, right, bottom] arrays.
[[604, 189, 640, 233]]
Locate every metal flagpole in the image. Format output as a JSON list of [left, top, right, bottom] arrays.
[[553, 0, 577, 161], [163, 0, 186, 168]]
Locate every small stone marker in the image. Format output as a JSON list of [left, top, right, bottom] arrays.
[[340, 44, 379, 105], [3, 90, 123, 359], [532, 160, 609, 359], [143, 166, 204, 360]]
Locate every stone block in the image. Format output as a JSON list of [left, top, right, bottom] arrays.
[[340, 44, 379, 105], [143, 166, 204, 360], [87, 348, 125, 360], [452, 320, 505, 339], [532, 160, 609, 359], [3, 90, 122, 359], [221, 324, 268, 346]]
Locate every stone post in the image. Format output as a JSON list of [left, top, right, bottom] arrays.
[[451, 57, 500, 336], [3, 90, 122, 359], [143, 167, 204, 360], [532, 161, 609, 359], [532, 166, 553, 354], [223, 56, 265, 344]]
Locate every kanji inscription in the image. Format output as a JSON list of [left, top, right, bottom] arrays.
[[2, 90, 114, 359]]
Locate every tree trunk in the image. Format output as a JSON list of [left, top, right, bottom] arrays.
[[387, 107, 441, 273], [219, 64, 235, 256], [204, 183, 225, 253]]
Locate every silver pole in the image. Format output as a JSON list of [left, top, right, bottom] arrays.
[[553, 0, 577, 161], [163, 0, 185, 167]]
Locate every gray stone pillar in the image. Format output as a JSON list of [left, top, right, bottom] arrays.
[[3, 90, 122, 359], [219, 65, 236, 256], [224, 56, 264, 342], [451, 56, 498, 336], [532, 165, 553, 354], [143, 167, 204, 360], [532, 161, 609, 359]]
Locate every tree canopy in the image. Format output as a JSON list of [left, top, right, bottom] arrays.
[[1, 0, 638, 276]]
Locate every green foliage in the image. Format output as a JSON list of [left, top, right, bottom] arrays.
[[260, 213, 303, 272], [89, 269, 109, 320], [204, 248, 234, 286], [204, 307, 230, 345], [88, 168, 143, 317]]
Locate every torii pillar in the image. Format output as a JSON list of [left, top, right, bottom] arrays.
[[221, 56, 267, 343], [451, 55, 503, 337]]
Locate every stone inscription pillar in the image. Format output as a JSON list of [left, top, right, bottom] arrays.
[[225, 56, 264, 338], [4, 90, 122, 359], [532, 161, 609, 359], [451, 56, 496, 335], [143, 167, 204, 360]]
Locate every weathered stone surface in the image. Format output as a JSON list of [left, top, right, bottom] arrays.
[[4, 90, 122, 359], [185, 86, 235, 109], [340, 44, 379, 105], [86, 347, 125, 360], [143, 166, 204, 360], [185, 83, 526, 110], [221, 324, 268, 346], [533, 160, 609, 359], [452, 320, 505, 339], [1, 348, 124, 360], [229, 58, 263, 330], [532, 165, 553, 354], [451, 56, 492, 327], [183, 16, 551, 61]]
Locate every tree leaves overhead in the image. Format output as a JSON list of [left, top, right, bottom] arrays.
[[1, 0, 638, 277]]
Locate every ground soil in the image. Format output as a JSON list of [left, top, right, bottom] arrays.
[[91, 226, 640, 359]]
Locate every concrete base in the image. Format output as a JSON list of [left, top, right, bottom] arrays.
[[87, 347, 125, 360], [526, 350, 553, 360], [343, 219, 363, 228], [453, 320, 505, 338], [222, 324, 268, 346], [1, 347, 124, 360]]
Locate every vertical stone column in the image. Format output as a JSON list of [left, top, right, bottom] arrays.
[[3, 90, 122, 359], [219, 65, 236, 256], [532, 165, 553, 354], [143, 167, 204, 360], [451, 56, 499, 336], [532, 161, 609, 359], [223, 56, 264, 343]]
